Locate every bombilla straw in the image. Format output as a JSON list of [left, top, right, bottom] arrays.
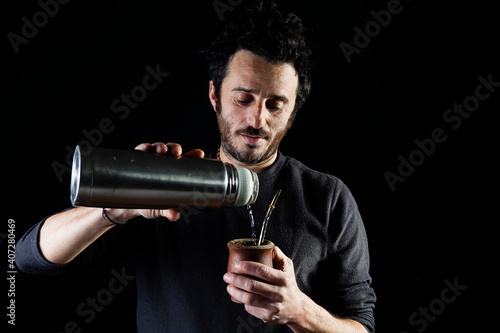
[[257, 189, 282, 246]]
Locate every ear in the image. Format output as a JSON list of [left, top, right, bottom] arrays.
[[208, 80, 218, 112]]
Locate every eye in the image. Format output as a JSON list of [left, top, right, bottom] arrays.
[[233, 93, 253, 107], [237, 99, 251, 106], [266, 100, 284, 112]]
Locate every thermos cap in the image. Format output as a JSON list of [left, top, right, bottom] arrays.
[[234, 167, 259, 206]]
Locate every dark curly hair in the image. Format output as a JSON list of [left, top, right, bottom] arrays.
[[204, 1, 312, 113]]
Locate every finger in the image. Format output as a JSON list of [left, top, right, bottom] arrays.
[[226, 284, 246, 304], [226, 284, 269, 306], [184, 149, 205, 158], [151, 142, 169, 154], [135, 142, 183, 156], [164, 142, 182, 156], [224, 272, 281, 302], [235, 261, 284, 285], [227, 283, 286, 326], [135, 143, 153, 152]]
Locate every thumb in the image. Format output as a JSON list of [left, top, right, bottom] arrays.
[[184, 149, 205, 158], [272, 246, 287, 271], [161, 209, 181, 221], [137, 208, 181, 221]]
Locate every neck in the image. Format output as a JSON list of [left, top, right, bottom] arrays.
[[219, 147, 277, 173]]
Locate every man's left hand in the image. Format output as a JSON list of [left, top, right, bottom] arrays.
[[223, 246, 306, 326]]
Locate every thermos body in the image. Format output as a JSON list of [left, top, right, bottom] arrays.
[[70, 146, 259, 209]]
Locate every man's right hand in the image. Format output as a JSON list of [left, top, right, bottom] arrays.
[[103, 142, 205, 223], [39, 141, 205, 264]]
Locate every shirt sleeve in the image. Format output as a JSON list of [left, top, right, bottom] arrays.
[[15, 211, 145, 276], [311, 180, 376, 332], [15, 216, 75, 275]]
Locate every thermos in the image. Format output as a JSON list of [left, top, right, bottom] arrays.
[[70, 145, 259, 209]]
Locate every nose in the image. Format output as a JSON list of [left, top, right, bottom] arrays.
[[246, 102, 266, 129]]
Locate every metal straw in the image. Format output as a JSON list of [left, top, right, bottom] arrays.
[[257, 189, 282, 246]]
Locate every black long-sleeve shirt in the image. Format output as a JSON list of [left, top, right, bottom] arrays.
[[16, 152, 376, 332]]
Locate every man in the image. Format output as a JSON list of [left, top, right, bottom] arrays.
[[16, 2, 376, 332]]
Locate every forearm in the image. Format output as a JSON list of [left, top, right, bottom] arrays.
[[288, 293, 368, 333], [39, 207, 116, 264]]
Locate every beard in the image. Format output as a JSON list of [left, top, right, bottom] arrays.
[[215, 100, 295, 165]]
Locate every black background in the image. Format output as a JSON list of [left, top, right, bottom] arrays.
[[3, 0, 498, 332]]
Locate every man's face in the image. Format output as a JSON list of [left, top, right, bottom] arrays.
[[210, 49, 299, 165]]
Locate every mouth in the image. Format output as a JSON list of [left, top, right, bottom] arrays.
[[241, 134, 265, 146]]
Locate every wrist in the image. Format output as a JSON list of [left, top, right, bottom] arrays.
[[287, 294, 367, 333], [288, 292, 314, 333], [102, 208, 134, 225]]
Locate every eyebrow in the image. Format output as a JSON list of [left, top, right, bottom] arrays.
[[231, 87, 289, 104]]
